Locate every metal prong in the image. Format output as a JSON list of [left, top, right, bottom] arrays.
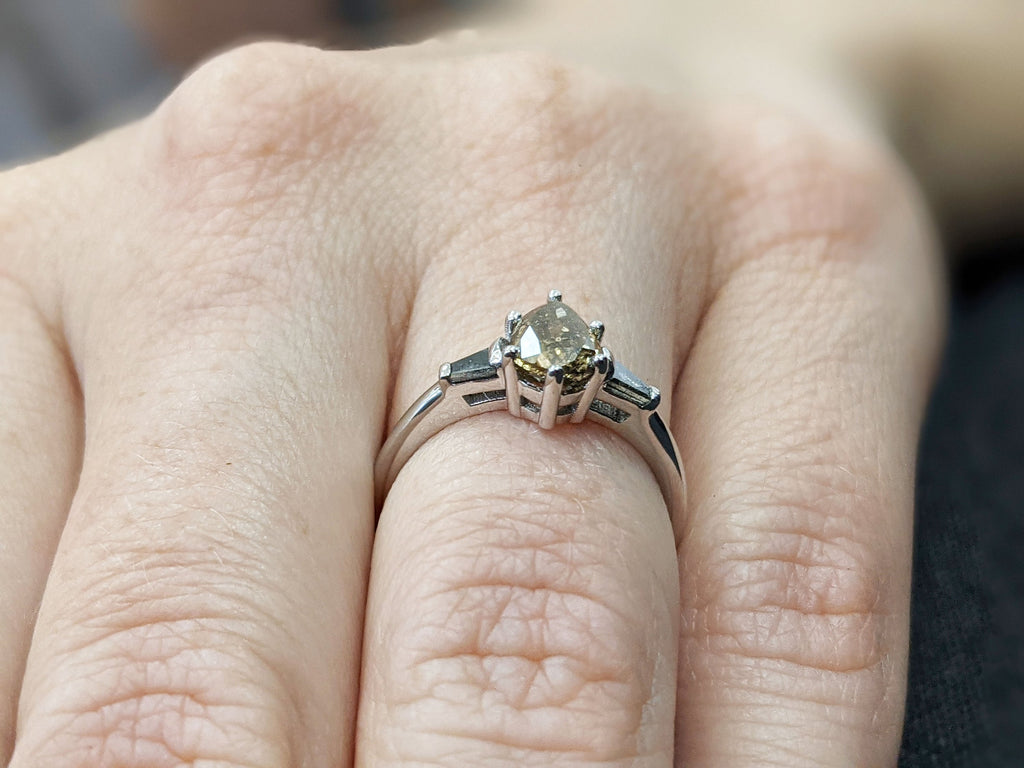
[[505, 310, 522, 339], [547, 289, 563, 303], [439, 362, 452, 381], [503, 345, 522, 417], [589, 320, 605, 344], [646, 385, 661, 410], [489, 339, 504, 368], [539, 366, 564, 429], [572, 352, 609, 422]]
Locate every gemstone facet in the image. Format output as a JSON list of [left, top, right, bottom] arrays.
[[510, 300, 596, 393]]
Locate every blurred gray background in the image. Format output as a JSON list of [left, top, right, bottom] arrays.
[[0, 0, 170, 165]]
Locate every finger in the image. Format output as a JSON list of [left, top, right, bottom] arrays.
[[357, 56, 698, 767], [10, 43, 397, 767], [0, 272, 81, 762], [672, 110, 944, 767]]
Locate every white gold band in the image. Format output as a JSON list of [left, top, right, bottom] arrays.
[[374, 293, 686, 540]]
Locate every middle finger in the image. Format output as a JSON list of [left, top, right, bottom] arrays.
[[11, 44, 397, 767]]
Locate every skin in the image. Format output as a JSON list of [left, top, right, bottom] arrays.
[[0, 16, 946, 768]]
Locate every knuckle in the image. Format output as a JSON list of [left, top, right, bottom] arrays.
[[441, 51, 645, 204], [396, 538, 647, 755], [19, 549, 299, 766], [126, 43, 383, 335], [152, 41, 375, 179], [401, 583, 644, 757], [418, 50, 685, 279], [705, 103, 919, 273], [20, 617, 295, 768], [453, 50, 584, 128], [380, 426, 676, 760], [690, 458, 892, 678]]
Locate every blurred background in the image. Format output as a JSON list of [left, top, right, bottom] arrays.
[[1, 1, 1020, 766], [0, 0, 480, 164]]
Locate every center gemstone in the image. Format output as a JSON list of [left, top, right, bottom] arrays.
[[510, 300, 596, 392]]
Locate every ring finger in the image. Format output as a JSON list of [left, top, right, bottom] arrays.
[[356, 56, 703, 766]]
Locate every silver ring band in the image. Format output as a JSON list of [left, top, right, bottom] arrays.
[[374, 291, 686, 539]]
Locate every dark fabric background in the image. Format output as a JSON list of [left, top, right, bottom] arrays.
[[900, 246, 1024, 767]]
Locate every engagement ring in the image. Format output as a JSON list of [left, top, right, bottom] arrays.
[[375, 291, 686, 535]]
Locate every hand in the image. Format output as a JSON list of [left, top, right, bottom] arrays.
[[0, 36, 942, 767]]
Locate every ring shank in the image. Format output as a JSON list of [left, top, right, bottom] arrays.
[[375, 346, 687, 542]]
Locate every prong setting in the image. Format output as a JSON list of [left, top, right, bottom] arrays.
[[375, 293, 685, 543], [504, 310, 522, 340], [502, 344, 522, 417], [646, 385, 661, 410], [495, 296, 614, 426], [572, 349, 611, 422], [488, 339, 503, 368], [539, 365, 565, 429]]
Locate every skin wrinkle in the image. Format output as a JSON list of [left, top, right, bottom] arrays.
[[710, 495, 877, 563], [369, 410, 675, 763], [391, 696, 646, 759], [411, 584, 632, 668], [692, 659, 892, 712], [387, 732, 653, 768], [38, 707, 283, 768], [702, 616, 883, 676], [712, 556, 877, 617], [440, 550, 613, 605], [698, 121, 901, 319], [20, 630, 296, 768], [392, 626, 651, 743], [27, 582, 297, 705], [418, 508, 655, 620], [415, 652, 629, 703], [702, 657, 881, 702], [47, 566, 286, 646], [690, 491, 889, 676]]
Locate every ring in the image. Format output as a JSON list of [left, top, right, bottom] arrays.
[[374, 290, 686, 536]]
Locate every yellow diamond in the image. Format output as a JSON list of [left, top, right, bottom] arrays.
[[511, 300, 596, 392]]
